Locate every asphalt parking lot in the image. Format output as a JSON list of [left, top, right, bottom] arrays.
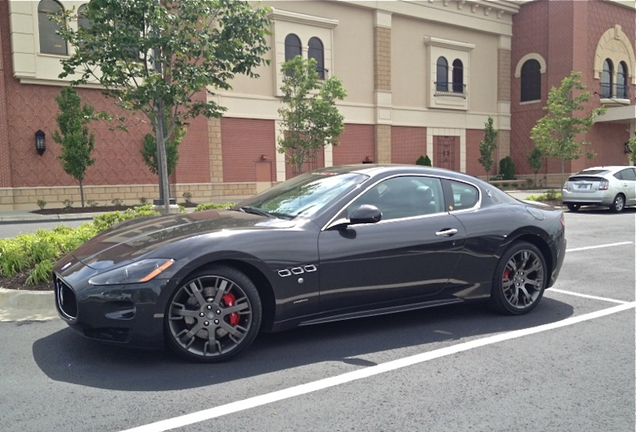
[[0, 208, 634, 432]]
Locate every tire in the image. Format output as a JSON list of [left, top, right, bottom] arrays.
[[609, 194, 625, 213], [490, 241, 547, 315], [566, 203, 580, 212], [165, 265, 262, 362]]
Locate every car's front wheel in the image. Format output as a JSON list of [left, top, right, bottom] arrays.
[[610, 194, 625, 212], [165, 265, 262, 362], [490, 242, 547, 315]]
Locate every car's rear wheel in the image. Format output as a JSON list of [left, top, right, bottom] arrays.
[[566, 203, 580, 212], [165, 265, 261, 362], [490, 242, 547, 315], [609, 194, 625, 212]]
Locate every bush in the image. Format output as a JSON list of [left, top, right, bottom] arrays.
[[195, 202, 236, 212], [415, 155, 432, 166], [499, 156, 515, 180], [92, 205, 159, 232]]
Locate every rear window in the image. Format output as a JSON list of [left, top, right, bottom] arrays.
[[568, 176, 604, 182], [575, 169, 609, 176]]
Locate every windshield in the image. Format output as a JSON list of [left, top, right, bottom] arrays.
[[234, 171, 368, 219]]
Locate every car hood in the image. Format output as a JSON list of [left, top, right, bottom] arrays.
[[59, 209, 294, 271]]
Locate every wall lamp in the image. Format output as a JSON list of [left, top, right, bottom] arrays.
[[35, 130, 46, 156]]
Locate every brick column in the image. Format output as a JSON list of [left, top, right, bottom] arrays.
[[208, 117, 223, 184], [0, 1, 13, 189], [374, 11, 392, 164]]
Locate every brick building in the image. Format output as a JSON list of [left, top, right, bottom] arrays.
[[0, 0, 634, 210]]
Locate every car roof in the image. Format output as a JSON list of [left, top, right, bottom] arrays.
[[576, 166, 635, 174], [323, 163, 483, 183]]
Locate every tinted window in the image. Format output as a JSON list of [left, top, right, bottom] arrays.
[[38, 0, 67, 55], [618, 168, 636, 181], [436, 57, 448, 92], [308, 37, 325, 79], [520, 59, 541, 102], [285, 34, 302, 62], [446, 181, 479, 211], [346, 176, 444, 221]]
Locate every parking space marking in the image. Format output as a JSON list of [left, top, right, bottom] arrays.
[[119, 301, 636, 432], [548, 288, 629, 305], [566, 241, 633, 253]]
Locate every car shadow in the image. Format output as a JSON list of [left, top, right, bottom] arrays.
[[568, 206, 636, 215], [32, 297, 575, 391]]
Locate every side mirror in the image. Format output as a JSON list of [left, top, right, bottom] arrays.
[[349, 204, 382, 225]]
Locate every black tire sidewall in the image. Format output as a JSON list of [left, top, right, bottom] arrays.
[[491, 241, 547, 315], [165, 265, 262, 362]]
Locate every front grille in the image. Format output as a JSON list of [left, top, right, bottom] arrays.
[[54, 276, 78, 320]]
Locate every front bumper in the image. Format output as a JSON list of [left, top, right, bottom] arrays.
[[54, 274, 169, 349]]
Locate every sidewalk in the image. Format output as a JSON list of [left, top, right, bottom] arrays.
[[0, 189, 552, 322]]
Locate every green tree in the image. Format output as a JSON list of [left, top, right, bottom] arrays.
[[141, 123, 185, 176], [278, 56, 347, 176], [526, 147, 544, 186], [56, 0, 270, 212], [52, 87, 96, 208], [530, 71, 606, 186], [416, 155, 432, 166], [478, 117, 498, 181], [626, 136, 636, 165]]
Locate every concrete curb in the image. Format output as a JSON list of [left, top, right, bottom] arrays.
[[0, 288, 58, 322]]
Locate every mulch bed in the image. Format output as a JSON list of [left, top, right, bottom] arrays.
[[32, 202, 198, 215], [0, 272, 51, 291]]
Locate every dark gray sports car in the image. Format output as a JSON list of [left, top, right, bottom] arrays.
[[53, 164, 566, 362]]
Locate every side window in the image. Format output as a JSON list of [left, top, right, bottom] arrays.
[[285, 34, 302, 62], [617, 62, 628, 99], [520, 59, 541, 102], [308, 37, 325, 79], [618, 169, 636, 181], [436, 57, 448, 92], [445, 180, 479, 211], [346, 177, 444, 221], [38, 0, 67, 55], [601, 59, 613, 98], [452, 59, 464, 93]]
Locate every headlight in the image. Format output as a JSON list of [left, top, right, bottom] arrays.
[[88, 259, 175, 286]]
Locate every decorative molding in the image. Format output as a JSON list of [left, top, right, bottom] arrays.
[[514, 53, 547, 78], [423, 36, 475, 52], [268, 8, 339, 29]]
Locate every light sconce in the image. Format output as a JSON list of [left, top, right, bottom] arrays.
[[35, 130, 46, 156]]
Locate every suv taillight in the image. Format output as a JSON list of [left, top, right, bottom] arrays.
[[599, 179, 609, 190]]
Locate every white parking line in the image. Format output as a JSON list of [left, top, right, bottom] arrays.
[[566, 241, 633, 253], [119, 301, 636, 432], [548, 288, 629, 305]]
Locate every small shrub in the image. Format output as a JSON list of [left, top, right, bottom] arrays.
[[499, 156, 515, 180], [415, 155, 432, 166], [63, 199, 74, 210], [525, 190, 563, 202], [36, 199, 47, 210], [195, 202, 236, 212], [139, 197, 148, 205], [182, 191, 193, 204], [0, 249, 30, 277], [87, 200, 100, 207], [26, 259, 54, 285], [111, 198, 123, 207]]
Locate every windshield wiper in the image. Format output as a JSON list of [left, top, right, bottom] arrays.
[[237, 206, 275, 218]]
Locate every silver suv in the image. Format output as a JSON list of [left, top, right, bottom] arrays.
[[562, 166, 636, 212]]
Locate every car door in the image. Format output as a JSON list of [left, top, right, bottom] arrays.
[[616, 168, 636, 205], [317, 175, 466, 314]]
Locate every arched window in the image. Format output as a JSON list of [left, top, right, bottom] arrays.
[[601, 59, 613, 98], [452, 59, 464, 93], [38, 0, 67, 55], [520, 59, 541, 102], [436, 57, 448, 92], [308, 37, 325, 79], [284, 34, 302, 62], [78, 4, 91, 30], [617, 62, 628, 99]]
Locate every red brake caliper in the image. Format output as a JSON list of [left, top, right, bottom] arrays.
[[503, 269, 511, 282], [222, 293, 240, 326]]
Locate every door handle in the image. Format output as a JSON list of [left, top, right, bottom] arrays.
[[435, 228, 458, 237]]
